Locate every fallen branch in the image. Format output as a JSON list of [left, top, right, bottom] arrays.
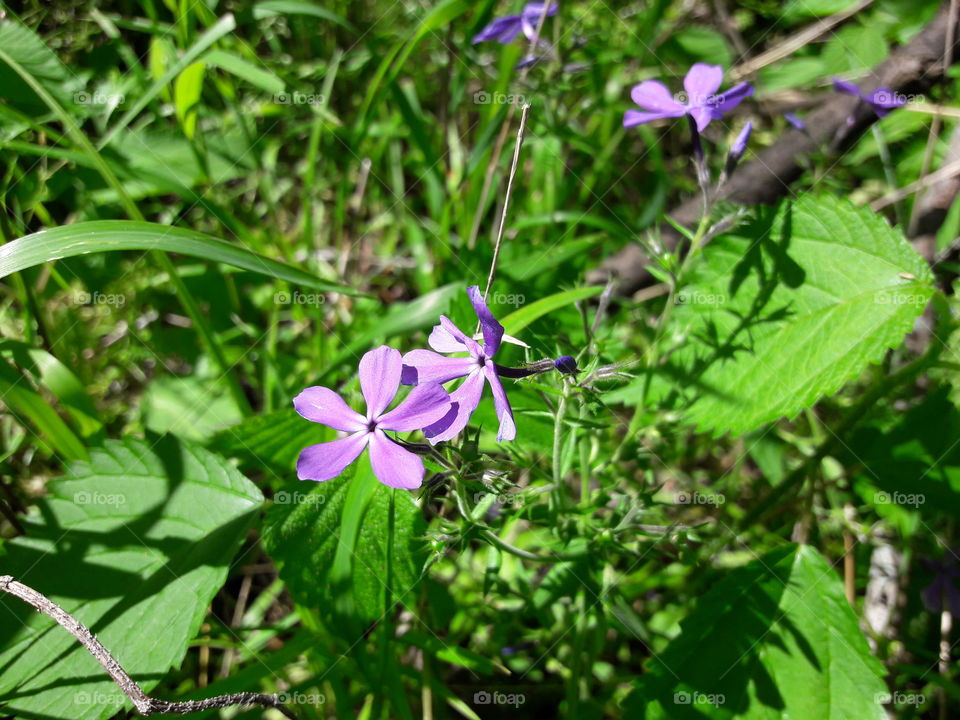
[[590, 1, 960, 296], [0, 575, 297, 719]]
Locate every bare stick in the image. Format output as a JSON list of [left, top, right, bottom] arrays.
[[0, 575, 297, 719], [482, 103, 531, 302]]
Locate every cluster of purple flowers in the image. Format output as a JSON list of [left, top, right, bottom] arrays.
[[294, 286, 574, 490], [622, 61, 907, 153]]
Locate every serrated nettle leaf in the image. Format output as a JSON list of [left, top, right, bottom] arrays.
[[626, 544, 887, 719], [0, 437, 263, 720], [651, 196, 932, 436], [263, 457, 426, 627]]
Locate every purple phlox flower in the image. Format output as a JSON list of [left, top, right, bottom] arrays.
[[401, 286, 516, 443], [624, 63, 754, 132], [473, 2, 558, 45], [784, 112, 805, 130], [833, 78, 906, 118], [294, 346, 452, 489], [720, 121, 752, 184], [554, 355, 578, 375]]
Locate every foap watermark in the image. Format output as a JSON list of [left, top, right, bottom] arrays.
[[274, 91, 326, 106], [274, 491, 326, 506], [73, 91, 125, 106], [473, 91, 526, 105], [874, 491, 924, 508], [473, 690, 526, 708], [874, 290, 927, 307], [490, 291, 525, 308], [873, 90, 924, 106], [675, 291, 726, 306], [875, 691, 925, 706], [274, 290, 326, 306], [674, 691, 725, 707], [75, 690, 127, 707], [277, 692, 326, 706], [74, 290, 126, 307], [473, 491, 524, 508], [676, 491, 725, 506], [74, 491, 126, 507]]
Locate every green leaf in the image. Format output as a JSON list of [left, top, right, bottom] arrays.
[[625, 544, 887, 719], [263, 457, 426, 625], [202, 49, 285, 94], [0, 19, 82, 115], [0, 220, 359, 294], [209, 408, 333, 477], [141, 376, 243, 442], [0, 437, 263, 720], [173, 61, 205, 139], [664, 196, 932, 436], [252, 0, 355, 30], [0, 359, 88, 461], [320, 283, 462, 378], [847, 389, 960, 523], [500, 286, 604, 336]]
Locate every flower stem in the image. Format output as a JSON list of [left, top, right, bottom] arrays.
[[551, 378, 572, 511]]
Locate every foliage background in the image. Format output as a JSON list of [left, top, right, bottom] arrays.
[[0, 0, 959, 718]]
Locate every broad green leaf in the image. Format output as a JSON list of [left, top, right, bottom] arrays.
[[209, 408, 333, 477], [500, 286, 604, 336], [0, 437, 263, 720], [656, 196, 931, 436], [173, 61, 205, 140], [0, 220, 359, 294], [263, 458, 426, 625], [625, 544, 887, 719], [141, 376, 243, 442]]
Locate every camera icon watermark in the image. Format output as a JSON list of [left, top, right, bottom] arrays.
[[675, 491, 725, 506], [74, 491, 126, 508], [874, 491, 924, 508], [473, 91, 526, 105], [273, 91, 326, 106], [274, 290, 326, 306], [473, 690, 525, 707]]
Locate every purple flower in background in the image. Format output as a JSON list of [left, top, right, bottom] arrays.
[[294, 346, 451, 489], [402, 286, 516, 442], [833, 78, 906, 118], [720, 121, 752, 184], [473, 2, 558, 45], [784, 112, 806, 130], [624, 63, 753, 132]]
